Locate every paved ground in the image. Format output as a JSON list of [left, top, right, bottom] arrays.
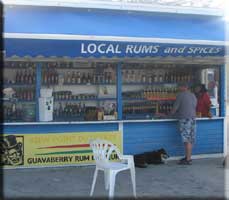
[[2, 157, 226, 199]]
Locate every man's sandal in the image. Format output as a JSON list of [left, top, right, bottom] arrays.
[[178, 157, 192, 165]]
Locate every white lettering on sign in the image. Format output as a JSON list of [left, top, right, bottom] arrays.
[[126, 45, 133, 53], [81, 43, 121, 54], [88, 43, 97, 54], [81, 43, 87, 54], [98, 44, 106, 54], [106, 44, 114, 53], [81, 43, 222, 56], [187, 47, 222, 54], [126, 45, 159, 54], [164, 47, 186, 54]]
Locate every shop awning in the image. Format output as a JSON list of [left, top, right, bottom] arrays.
[[4, 5, 226, 58]]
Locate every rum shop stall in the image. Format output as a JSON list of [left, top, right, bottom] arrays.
[[2, 4, 226, 168]]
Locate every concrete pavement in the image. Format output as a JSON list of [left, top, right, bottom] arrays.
[[2, 157, 226, 199]]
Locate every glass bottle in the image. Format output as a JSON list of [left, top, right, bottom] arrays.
[[82, 73, 86, 84], [46, 69, 50, 85], [93, 72, 96, 84], [15, 71, 19, 84], [32, 71, 36, 84], [67, 71, 71, 84], [148, 74, 153, 84], [55, 70, 59, 84], [51, 68, 55, 84], [153, 73, 158, 83], [142, 74, 146, 83], [87, 73, 91, 84], [159, 73, 163, 82], [28, 70, 33, 84], [77, 72, 81, 84], [108, 72, 112, 84], [71, 71, 76, 84]]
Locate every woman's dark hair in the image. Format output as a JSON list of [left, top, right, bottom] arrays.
[[200, 84, 208, 93]]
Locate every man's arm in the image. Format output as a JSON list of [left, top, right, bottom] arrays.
[[170, 94, 180, 116]]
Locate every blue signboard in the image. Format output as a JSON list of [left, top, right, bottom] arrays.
[[5, 38, 225, 58]]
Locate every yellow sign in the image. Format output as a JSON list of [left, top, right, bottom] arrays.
[[0, 131, 122, 168]]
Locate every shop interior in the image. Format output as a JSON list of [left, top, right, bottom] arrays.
[[3, 60, 221, 122]]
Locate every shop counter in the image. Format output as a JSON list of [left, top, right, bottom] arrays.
[[3, 117, 225, 157]]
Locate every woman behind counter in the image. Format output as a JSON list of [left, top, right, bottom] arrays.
[[194, 84, 212, 118]]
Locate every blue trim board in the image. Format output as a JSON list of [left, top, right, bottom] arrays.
[[117, 62, 123, 120], [5, 5, 225, 41], [35, 63, 42, 121], [123, 119, 224, 156], [3, 123, 119, 134], [220, 65, 226, 117]]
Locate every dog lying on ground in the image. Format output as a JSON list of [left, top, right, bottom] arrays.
[[134, 148, 169, 168]]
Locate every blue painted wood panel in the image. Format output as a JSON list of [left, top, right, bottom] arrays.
[[3, 123, 119, 134], [5, 6, 225, 41], [123, 119, 224, 156], [3, 119, 224, 157]]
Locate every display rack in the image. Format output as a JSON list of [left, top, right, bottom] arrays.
[[121, 64, 196, 120], [3, 61, 220, 122], [41, 62, 117, 121], [3, 62, 36, 122]]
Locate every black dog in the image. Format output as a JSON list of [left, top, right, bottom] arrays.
[[134, 153, 148, 168], [145, 148, 169, 164], [134, 148, 169, 168]]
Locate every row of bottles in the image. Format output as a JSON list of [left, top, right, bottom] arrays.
[[64, 71, 115, 85], [42, 70, 116, 85], [123, 87, 178, 99], [122, 70, 194, 83], [54, 103, 86, 118], [15, 89, 35, 101], [123, 101, 174, 116], [158, 102, 173, 115], [5, 61, 117, 69], [53, 91, 97, 101], [4, 104, 23, 122], [42, 68, 59, 85], [53, 103, 117, 121], [5, 62, 35, 68], [15, 70, 36, 84], [44, 62, 115, 68], [123, 101, 156, 115], [4, 70, 36, 84], [143, 87, 178, 99]]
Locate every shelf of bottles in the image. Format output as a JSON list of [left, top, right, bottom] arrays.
[[122, 64, 195, 119], [41, 62, 118, 121], [122, 64, 194, 84], [3, 61, 36, 122], [53, 91, 116, 102], [122, 87, 177, 101], [42, 62, 116, 86]]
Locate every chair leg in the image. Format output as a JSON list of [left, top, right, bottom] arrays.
[[130, 166, 136, 198], [108, 170, 116, 199], [90, 168, 98, 196], [104, 169, 110, 190]]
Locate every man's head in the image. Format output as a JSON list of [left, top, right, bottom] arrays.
[[194, 83, 208, 94], [178, 82, 189, 92]]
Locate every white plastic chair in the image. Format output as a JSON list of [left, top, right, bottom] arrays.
[[89, 139, 136, 199]]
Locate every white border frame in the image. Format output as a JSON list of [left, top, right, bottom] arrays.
[[4, 33, 227, 46], [2, 0, 223, 17]]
